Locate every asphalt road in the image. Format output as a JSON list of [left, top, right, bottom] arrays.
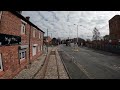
[[58, 44, 120, 79]]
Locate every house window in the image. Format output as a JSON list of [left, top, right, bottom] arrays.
[[38, 45, 40, 52], [21, 22, 26, 35], [39, 32, 41, 39], [41, 33, 43, 39], [0, 53, 3, 71], [19, 49, 26, 61], [33, 29, 36, 37], [32, 46, 37, 56], [0, 11, 2, 20], [41, 45, 43, 51]]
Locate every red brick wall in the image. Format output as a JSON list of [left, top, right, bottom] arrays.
[[0, 11, 44, 78], [109, 15, 120, 40], [0, 12, 21, 36], [0, 45, 28, 79], [29, 27, 43, 62], [20, 21, 30, 65], [0, 11, 29, 78]]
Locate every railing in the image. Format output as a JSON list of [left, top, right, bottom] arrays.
[[85, 43, 120, 54]]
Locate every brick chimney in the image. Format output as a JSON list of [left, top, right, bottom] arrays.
[[26, 16, 30, 20]]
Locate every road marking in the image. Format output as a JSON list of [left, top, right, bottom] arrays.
[[63, 50, 95, 79], [74, 61, 95, 79]]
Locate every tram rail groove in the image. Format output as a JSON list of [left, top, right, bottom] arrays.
[[55, 50, 60, 79], [32, 47, 54, 79], [58, 51, 72, 79]]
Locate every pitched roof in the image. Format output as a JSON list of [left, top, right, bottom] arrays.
[[10, 11, 45, 33], [109, 15, 120, 22]]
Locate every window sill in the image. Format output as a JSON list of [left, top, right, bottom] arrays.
[[20, 58, 26, 64], [0, 69, 3, 72], [0, 70, 4, 77], [21, 34, 27, 36], [32, 55, 36, 56]]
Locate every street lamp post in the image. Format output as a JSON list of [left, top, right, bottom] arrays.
[[77, 25, 79, 48], [73, 24, 80, 51], [73, 24, 83, 51], [68, 25, 71, 40], [74, 24, 79, 46], [51, 33, 52, 39]]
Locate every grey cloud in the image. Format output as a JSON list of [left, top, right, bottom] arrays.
[[22, 11, 120, 40], [49, 11, 59, 21]]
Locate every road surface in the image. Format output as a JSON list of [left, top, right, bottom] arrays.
[[58, 44, 120, 79]]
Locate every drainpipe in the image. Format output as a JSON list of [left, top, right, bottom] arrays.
[[47, 29, 48, 53], [26, 16, 31, 65], [0, 11, 3, 27], [28, 25, 31, 65]]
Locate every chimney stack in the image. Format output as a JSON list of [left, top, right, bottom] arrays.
[[26, 16, 30, 20]]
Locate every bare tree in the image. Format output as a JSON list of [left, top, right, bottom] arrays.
[[92, 27, 101, 41]]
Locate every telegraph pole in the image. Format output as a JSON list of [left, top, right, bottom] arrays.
[[77, 25, 78, 45], [69, 29, 70, 40], [47, 29, 48, 53], [48, 33, 52, 38], [73, 24, 79, 51]]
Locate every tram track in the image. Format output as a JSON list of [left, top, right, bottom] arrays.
[[58, 50, 90, 79]]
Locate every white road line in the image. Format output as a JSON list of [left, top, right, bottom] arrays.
[[63, 50, 95, 79], [74, 61, 95, 79]]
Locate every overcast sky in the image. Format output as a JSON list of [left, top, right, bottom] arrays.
[[22, 11, 120, 40]]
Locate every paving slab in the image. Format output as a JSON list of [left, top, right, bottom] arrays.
[[13, 46, 69, 79]]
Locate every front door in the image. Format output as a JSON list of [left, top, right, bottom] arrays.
[[0, 53, 3, 71], [33, 46, 36, 56]]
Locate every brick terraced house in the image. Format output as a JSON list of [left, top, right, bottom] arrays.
[[0, 11, 44, 79], [44, 36, 52, 45]]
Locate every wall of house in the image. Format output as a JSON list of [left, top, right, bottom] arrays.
[[109, 15, 120, 40], [0, 11, 44, 79], [29, 27, 43, 62]]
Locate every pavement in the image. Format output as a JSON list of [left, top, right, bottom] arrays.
[[13, 46, 69, 79]]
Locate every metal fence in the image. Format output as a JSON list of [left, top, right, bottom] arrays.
[[86, 43, 120, 54]]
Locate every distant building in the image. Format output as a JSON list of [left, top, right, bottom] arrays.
[[103, 35, 109, 41], [109, 15, 120, 40], [51, 38, 59, 45], [44, 36, 52, 45]]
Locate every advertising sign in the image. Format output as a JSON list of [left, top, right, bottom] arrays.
[[0, 33, 21, 46]]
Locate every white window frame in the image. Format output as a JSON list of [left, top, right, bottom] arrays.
[[0, 11, 2, 20], [0, 53, 3, 71], [19, 49, 26, 61], [41, 45, 43, 51], [21, 22, 26, 35], [38, 45, 40, 52], [32, 46, 37, 56], [39, 32, 41, 39], [33, 29, 36, 38], [41, 33, 43, 39]]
